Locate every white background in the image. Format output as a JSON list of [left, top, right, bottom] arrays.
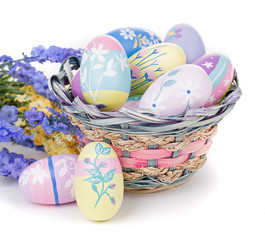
[[0, 0, 264, 239]]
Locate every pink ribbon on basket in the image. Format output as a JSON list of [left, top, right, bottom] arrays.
[[75, 135, 214, 169]]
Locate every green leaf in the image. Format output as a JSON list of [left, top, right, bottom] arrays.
[[167, 68, 181, 76], [98, 161, 108, 168], [84, 175, 102, 184], [104, 169, 115, 182], [102, 147, 111, 155], [95, 143, 104, 155], [92, 184, 99, 195], [163, 80, 177, 88], [85, 169, 98, 176]]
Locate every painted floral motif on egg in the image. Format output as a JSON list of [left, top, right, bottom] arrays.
[[164, 23, 205, 63], [107, 27, 162, 58], [193, 53, 235, 107], [19, 154, 78, 205], [139, 64, 212, 117], [74, 142, 124, 221], [80, 35, 131, 111], [129, 43, 186, 96]]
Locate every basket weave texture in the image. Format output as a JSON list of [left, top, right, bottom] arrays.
[[49, 56, 242, 193]]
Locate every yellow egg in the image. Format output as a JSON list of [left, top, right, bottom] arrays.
[[129, 43, 186, 96], [74, 142, 124, 221]]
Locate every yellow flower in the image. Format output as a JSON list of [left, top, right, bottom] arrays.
[[43, 134, 79, 156], [30, 125, 47, 146], [14, 118, 26, 127], [18, 106, 29, 112], [19, 85, 35, 94], [15, 94, 33, 103]]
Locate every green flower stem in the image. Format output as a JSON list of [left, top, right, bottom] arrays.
[[0, 56, 37, 69], [0, 74, 10, 80], [105, 192, 112, 202], [93, 152, 107, 208], [93, 153, 100, 170], [94, 181, 105, 208], [102, 185, 111, 195], [0, 90, 24, 94]]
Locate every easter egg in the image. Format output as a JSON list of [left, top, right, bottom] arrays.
[[71, 70, 86, 103], [129, 43, 186, 96], [139, 64, 212, 117], [18, 154, 78, 205], [123, 96, 141, 109], [107, 27, 162, 58], [193, 53, 234, 107], [164, 23, 205, 63], [74, 142, 124, 221], [80, 35, 131, 111]]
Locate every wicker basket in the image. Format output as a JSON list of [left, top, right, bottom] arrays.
[[49, 56, 242, 193]]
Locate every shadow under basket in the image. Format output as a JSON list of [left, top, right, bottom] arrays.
[[49, 56, 242, 193]]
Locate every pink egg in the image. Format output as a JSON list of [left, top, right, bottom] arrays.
[[18, 154, 78, 205], [71, 70, 86, 103], [139, 64, 212, 117]]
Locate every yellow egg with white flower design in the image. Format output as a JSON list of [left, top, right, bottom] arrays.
[[74, 142, 124, 221]]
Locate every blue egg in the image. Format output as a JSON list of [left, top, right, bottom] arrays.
[[107, 27, 162, 58]]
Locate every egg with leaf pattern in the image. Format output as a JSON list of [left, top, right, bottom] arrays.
[[129, 43, 186, 96], [139, 64, 212, 117], [80, 35, 131, 111], [18, 154, 78, 205], [193, 53, 234, 106], [74, 142, 124, 221]]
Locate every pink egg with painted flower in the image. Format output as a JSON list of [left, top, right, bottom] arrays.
[[18, 154, 78, 205], [139, 64, 212, 117]]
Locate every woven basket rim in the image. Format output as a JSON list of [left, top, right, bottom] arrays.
[[49, 56, 242, 136]]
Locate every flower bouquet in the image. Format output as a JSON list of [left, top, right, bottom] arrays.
[[0, 46, 84, 180]]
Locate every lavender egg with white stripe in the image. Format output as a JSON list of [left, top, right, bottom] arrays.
[[18, 154, 78, 205], [193, 53, 235, 107]]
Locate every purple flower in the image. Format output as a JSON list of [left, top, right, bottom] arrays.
[[0, 128, 11, 142], [31, 45, 48, 63], [0, 55, 13, 63], [0, 149, 11, 177], [46, 107, 60, 116], [41, 117, 54, 135], [109, 184, 116, 189], [10, 157, 28, 179], [0, 119, 26, 142], [24, 107, 44, 127], [53, 122, 68, 134], [110, 197, 116, 205], [13, 136, 34, 148], [47, 46, 64, 62], [0, 106, 18, 123], [8, 62, 18, 76], [0, 148, 36, 179]]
